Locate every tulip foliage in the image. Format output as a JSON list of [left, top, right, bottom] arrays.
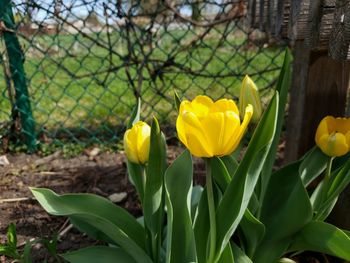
[[31, 49, 350, 263]]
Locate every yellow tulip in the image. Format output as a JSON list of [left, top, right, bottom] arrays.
[[124, 121, 151, 164], [239, 75, 262, 123], [315, 116, 350, 157], [176, 95, 253, 158]]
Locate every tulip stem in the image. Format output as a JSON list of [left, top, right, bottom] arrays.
[[206, 158, 216, 263]]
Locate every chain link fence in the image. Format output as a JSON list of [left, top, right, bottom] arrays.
[[0, 0, 287, 152]]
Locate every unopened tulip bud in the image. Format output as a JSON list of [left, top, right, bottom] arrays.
[[124, 121, 151, 164], [239, 75, 262, 123]]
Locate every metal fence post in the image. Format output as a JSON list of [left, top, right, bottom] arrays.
[[0, 0, 37, 152]]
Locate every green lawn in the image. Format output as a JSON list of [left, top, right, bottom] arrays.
[[0, 25, 285, 144]]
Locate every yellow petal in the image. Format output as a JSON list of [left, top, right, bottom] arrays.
[[346, 131, 350, 148], [124, 129, 138, 163], [176, 113, 188, 146], [226, 104, 253, 154], [221, 111, 241, 155], [211, 99, 239, 115], [190, 95, 213, 118], [315, 116, 331, 144], [201, 112, 225, 155], [136, 123, 151, 164], [185, 133, 213, 157], [181, 111, 213, 156], [318, 133, 349, 157], [333, 118, 350, 134]]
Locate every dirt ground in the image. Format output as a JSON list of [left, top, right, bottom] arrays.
[[0, 146, 345, 262]]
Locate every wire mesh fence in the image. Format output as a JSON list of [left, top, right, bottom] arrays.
[[0, 0, 287, 152]]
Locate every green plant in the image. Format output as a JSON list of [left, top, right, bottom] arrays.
[[0, 223, 62, 263], [30, 49, 350, 262]]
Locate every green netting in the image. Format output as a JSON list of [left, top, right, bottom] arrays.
[[0, 0, 287, 152]]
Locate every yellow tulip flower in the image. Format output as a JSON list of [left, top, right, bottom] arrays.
[[315, 116, 350, 157], [124, 121, 151, 164], [176, 95, 253, 158], [239, 75, 262, 123]]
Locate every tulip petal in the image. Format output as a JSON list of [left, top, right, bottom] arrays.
[[221, 111, 241, 155], [315, 116, 331, 144], [185, 133, 213, 157], [318, 133, 349, 157], [136, 123, 151, 164], [226, 104, 253, 154], [211, 99, 239, 115], [202, 112, 225, 155], [333, 118, 350, 134], [124, 130, 139, 163], [180, 111, 213, 156], [190, 95, 213, 118]]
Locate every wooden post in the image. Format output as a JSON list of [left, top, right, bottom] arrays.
[[286, 47, 350, 161]]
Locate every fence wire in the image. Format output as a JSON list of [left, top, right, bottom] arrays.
[[0, 0, 287, 152]]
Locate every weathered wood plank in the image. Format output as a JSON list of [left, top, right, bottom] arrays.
[[250, 0, 350, 57], [329, 0, 350, 60]]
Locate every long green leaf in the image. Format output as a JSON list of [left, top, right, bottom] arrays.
[[214, 92, 279, 258], [193, 188, 210, 263], [30, 188, 151, 262], [62, 246, 137, 263], [211, 157, 231, 192], [127, 161, 145, 203], [288, 221, 350, 260], [232, 242, 253, 263], [165, 150, 197, 263], [312, 157, 350, 220], [299, 147, 329, 187], [127, 97, 141, 129], [259, 48, 291, 205], [239, 210, 265, 258], [217, 243, 234, 263], [144, 117, 167, 261], [253, 162, 312, 263]]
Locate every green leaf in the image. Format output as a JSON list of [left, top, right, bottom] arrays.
[[174, 90, 181, 112], [23, 240, 33, 263], [239, 210, 265, 258], [217, 243, 234, 263], [191, 185, 203, 220], [259, 48, 291, 206], [215, 91, 279, 258], [7, 223, 17, 248], [289, 221, 350, 260], [127, 161, 145, 203], [144, 117, 167, 260], [194, 188, 210, 263], [211, 157, 231, 192], [0, 245, 19, 259], [232, 242, 253, 263], [299, 146, 329, 187], [31, 188, 151, 263], [127, 97, 141, 129], [253, 162, 312, 263], [62, 246, 137, 263], [70, 216, 113, 244], [220, 155, 238, 178], [165, 150, 197, 263], [312, 157, 350, 220]]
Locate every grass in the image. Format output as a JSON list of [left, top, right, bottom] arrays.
[[0, 24, 285, 146]]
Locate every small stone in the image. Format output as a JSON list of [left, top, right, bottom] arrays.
[[0, 155, 10, 166], [108, 192, 127, 203]]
